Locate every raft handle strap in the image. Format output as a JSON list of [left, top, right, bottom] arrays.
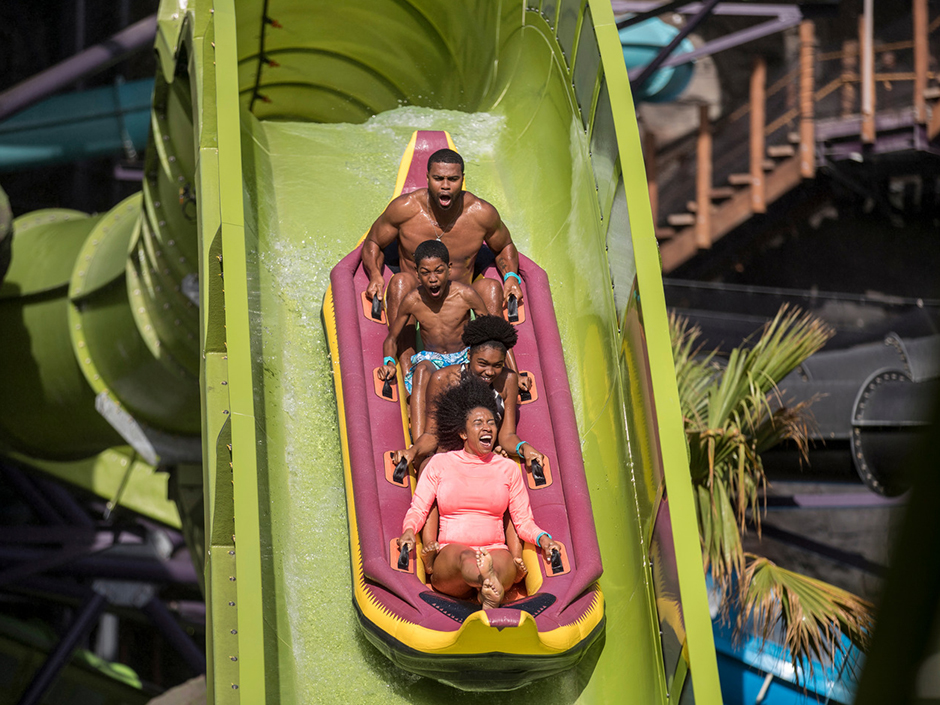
[[372, 295, 383, 321], [531, 459, 546, 487], [392, 456, 409, 484], [382, 378, 394, 399], [507, 294, 519, 323], [550, 548, 564, 575], [397, 543, 410, 571]]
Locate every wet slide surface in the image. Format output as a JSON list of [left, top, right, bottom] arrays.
[[240, 107, 661, 702]]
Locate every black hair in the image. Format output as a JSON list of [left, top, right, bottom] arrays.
[[414, 239, 450, 266], [433, 376, 500, 452], [461, 315, 518, 356], [427, 148, 464, 173]]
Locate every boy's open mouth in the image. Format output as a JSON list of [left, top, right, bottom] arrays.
[[426, 283, 442, 297]]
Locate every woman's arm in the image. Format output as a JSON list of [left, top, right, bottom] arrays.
[[497, 372, 545, 468], [505, 463, 560, 560], [400, 460, 441, 539]]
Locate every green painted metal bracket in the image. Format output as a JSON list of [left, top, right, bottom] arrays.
[[589, 0, 722, 700]]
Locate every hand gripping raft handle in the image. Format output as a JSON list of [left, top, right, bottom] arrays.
[[371, 295, 383, 321], [392, 456, 409, 484], [530, 458, 547, 487], [550, 548, 564, 575], [519, 371, 532, 402], [507, 294, 519, 323], [398, 543, 411, 571], [382, 378, 394, 399]]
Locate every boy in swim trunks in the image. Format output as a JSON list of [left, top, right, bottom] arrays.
[[380, 240, 489, 437]]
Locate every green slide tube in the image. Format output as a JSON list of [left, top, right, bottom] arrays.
[[1, 0, 721, 701]]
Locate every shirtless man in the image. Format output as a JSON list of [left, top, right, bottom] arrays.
[[362, 148, 524, 369], [379, 241, 489, 436]]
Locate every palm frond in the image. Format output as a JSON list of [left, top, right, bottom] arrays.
[[739, 555, 875, 678], [670, 307, 875, 676]]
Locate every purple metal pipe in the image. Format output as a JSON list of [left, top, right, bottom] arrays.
[[0, 463, 65, 525], [142, 598, 206, 675], [31, 475, 95, 527], [0, 545, 198, 586], [0, 14, 156, 121], [15, 592, 108, 705]]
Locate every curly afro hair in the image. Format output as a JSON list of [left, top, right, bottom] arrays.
[[461, 315, 518, 356], [433, 375, 500, 452]]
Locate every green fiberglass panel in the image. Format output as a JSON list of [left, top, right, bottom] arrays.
[[183, 0, 720, 701]]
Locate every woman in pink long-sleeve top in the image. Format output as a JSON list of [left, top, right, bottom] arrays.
[[398, 377, 560, 609]]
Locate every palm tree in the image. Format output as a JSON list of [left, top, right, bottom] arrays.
[[670, 305, 875, 678]]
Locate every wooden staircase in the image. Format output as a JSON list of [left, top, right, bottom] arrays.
[[649, 1, 940, 274]]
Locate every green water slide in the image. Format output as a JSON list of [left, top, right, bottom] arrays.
[[1, 0, 721, 701]]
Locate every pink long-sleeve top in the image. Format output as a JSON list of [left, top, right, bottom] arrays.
[[402, 449, 544, 551]]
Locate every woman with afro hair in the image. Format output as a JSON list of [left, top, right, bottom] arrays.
[[392, 315, 547, 573], [395, 315, 545, 469], [398, 376, 560, 609]]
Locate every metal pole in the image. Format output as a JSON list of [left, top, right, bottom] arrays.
[[0, 14, 156, 121], [142, 598, 207, 675], [616, 0, 688, 30], [630, 0, 721, 93], [0, 464, 65, 525], [16, 592, 108, 705]]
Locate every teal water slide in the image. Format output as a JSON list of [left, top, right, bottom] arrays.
[[1, 1, 720, 701]]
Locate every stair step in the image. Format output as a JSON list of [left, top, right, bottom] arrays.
[[710, 186, 736, 199], [788, 131, 800, 144], [728, 173, 752, 186], [655, 226, 676, 239], [924, 86, 940, 100], [686, 200, 698, 213], [764, 159, 776, 171], [666, 213, 696, 227], [768, 144, 796, 158]]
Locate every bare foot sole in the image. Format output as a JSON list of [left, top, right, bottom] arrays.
[[480, 578, 502, 610], [421, 541, 439, 574], [512, 556, 528, 584], [475, 548, 503, 609]]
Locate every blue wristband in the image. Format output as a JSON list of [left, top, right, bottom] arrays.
[[535, 531, 552, 547], [383, 356, 396, 367], [503, 271, 522, 285], [515, 440, 527, 456]]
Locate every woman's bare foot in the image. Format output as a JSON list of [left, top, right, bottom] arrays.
[[512, 556, 528, 584], [480, 579, 502, 610], [475, 548, 503, 609], [421, 541, 439, 574]]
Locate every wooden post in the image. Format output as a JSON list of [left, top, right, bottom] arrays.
[[799, 21, 816, 178], [750, 56, 767, 213], [914, 0, 928, 124], [644, 130, 659, 227], [860, 8, 875, 143], [842, 40, 858, 119], [695, 104, 712, 249]]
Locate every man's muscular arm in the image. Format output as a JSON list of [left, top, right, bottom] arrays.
[[480, 202, 523, 305], [362, 197, 411, 301]]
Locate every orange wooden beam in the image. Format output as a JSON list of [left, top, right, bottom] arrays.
[[914, 0, 929, 124], [695, 104, 712, 249], [750, 57, 766, 213], [799, 21, 816, 178]]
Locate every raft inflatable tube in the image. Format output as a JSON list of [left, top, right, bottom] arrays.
[[324, 131, 605, 691]]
